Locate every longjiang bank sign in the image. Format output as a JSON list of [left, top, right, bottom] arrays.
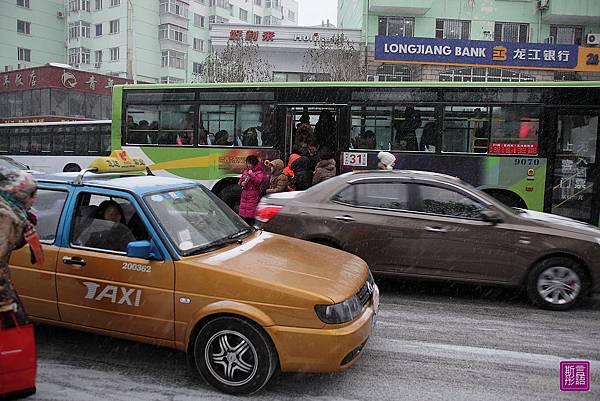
[[375, 36, 600, 72]]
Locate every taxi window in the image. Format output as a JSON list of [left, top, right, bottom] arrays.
[[71, 193, 149, 253], [34, 189, 68, 244]]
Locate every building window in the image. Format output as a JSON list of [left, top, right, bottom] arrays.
[[273, 71, 301, 82], [160, 77, 185, 84], [159, 0, 189, 18], [17, 0, 30, 8], [376, 64, 413, 82], [210, 0, 230, 8], [95, 0, 102, 10], [17, 47, 31, 62], [435, 19, 470, 40], [159, 24, 188, 43], [378, 17, 414, 37], [161, 50, 185, 69], [209, 15, 228, 24], [68, 47, 91, 65], [494, 22, 528, 43], [550, 25, 583, 45], [17, 20, 31, 35], [69, 0, 91, 12], [109, 19, 119, 34], [194, 13, 205, 27], [110, 47, 119, 61], [95, 50, 102, 63], [239, 9, 248, 21], [193, 38, 204, 51], [95, 23, 102, 36], [554, 71, 581, 81], [439, 67, 535, 82], [193, 62, 203, 74], [110, 0, 120, 6], [288, 10, 295, 21], [263, 16, 270, 25], [254, 0, 261, 5], [254, 15, 261, 24], [69, 21, 90, 39]]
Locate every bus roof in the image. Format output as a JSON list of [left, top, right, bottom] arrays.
[[0, 120, 111, 127], [117, 81, 600, 91]]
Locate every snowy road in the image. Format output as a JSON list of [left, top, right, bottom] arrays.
[[30, 280, 600, 401]]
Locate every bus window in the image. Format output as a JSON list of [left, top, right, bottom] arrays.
[[61, 127, 75, 153], [30, 130, 42, 154], [443, 106, 490, 154], [392, 106, 436, 152], [201, 105, 235, 146], [0, 128, 9, 152], [235, 104, 275, 147], [101, 127, 111, 152], [126, 105, 159, 145], [88, 126, 101, 153], [158, 104, 194, 146], [350, 106, 392, 150], [40, 127, 52, 153], [76, 127, 88, 154], [490, 106, 540, 154], [17, 128, 29, 153]]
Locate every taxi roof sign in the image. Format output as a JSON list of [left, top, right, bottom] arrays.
[[87, 150, 147, 173]]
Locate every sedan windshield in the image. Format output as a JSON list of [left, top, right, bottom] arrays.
[[0, 156, 27, 170], [144, 186, 249, 255]]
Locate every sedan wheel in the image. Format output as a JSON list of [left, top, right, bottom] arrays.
[[527, 257, 588, 310], [193, 316, 278, 394]]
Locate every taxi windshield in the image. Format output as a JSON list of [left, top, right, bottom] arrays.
[[144, 185, 249, 255]]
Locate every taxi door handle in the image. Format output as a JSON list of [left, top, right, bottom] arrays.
[[425, 226, 448, 233], [334, 215, 355, 222], [63, 256, 86, 268]]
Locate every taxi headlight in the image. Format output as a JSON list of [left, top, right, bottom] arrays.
[[315, 295, 363, 324]]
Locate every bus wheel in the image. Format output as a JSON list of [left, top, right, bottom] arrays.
[[193, 316, 278, 395], [487, 190, 526, 209], [526, 257, 588, 311], [63, 163, 81, 173], [218, 184, 242, 214]]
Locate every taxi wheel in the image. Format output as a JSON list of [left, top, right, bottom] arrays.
[[193, 316, 278, 395], [526, 257, 588, 311]]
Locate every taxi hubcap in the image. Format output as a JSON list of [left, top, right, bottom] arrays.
[[205, 330, 258, 386], [537, 266, 581, 305]]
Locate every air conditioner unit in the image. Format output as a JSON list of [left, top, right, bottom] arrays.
[[57, 10, 64, 18], [537, 0, 549, 10], [94, 62, 102, 68], [586, 33, 600, 45], [544, 36, 555, 44]]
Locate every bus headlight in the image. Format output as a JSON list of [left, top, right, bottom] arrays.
[[315, 295, 363, 324]]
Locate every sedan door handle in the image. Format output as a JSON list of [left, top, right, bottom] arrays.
[[334, 215, 355, 222], [425, 226, 448, 233], [62, 256, 86, 267]]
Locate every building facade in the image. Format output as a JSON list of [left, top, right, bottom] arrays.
[[1, 0, 299, 83], [209, 24, 361, 81], [338, 0, 600, 81]]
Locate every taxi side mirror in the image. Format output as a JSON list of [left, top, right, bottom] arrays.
[[127, 240, 162, 261]]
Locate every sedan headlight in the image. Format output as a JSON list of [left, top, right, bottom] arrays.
[[315, 295, 363, 324]]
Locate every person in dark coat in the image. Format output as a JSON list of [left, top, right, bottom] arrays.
[[288, 156, 313, 191], [314, 110, 336, 150], [238, 155, 264, 226], [312, 148, 336, 185], [266, 159, 288, 194]]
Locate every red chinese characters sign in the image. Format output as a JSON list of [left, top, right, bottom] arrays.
[[0, 65, 133, 96], [229, 30, 275, 42], [488, 142, 539, 155]]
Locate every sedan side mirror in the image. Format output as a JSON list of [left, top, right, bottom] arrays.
[[480, 209, 503, 225], [127, 240, 162, 260]]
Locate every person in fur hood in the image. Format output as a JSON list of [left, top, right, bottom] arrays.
[[266, 159, 288, 194], [312, 148, 336, 185]]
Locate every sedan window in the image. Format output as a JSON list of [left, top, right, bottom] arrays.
[[334, 182, 410, 210], [34, 189, 68, 243], [417, 184, 484, 218]]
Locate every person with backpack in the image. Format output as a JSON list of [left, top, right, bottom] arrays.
[[266, 159, 288, 195], [288, 156, 313, 191], [238, 155, 263, 226]]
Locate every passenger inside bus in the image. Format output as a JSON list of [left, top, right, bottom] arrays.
[[393, 107, 421, 151]]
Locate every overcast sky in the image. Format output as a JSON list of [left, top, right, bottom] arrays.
[[298, 0, 338, 27]]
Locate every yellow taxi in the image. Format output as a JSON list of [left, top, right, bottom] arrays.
[[10, 152, 379, 395]]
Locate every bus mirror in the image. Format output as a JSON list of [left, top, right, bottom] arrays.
[[127, 240, 162, 260], [480, 209, 503, 225]]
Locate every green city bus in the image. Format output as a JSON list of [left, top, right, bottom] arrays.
[[112, 81, 600, 226]]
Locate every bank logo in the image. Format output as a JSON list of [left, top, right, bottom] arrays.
[[492, 46, 507, 61], [560, 361, 590, 392]]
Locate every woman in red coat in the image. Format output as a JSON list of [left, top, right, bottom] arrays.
[[238, 155, 264, 226]]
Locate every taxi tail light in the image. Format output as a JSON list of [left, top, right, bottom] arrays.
[[255, 203, 283, 223]]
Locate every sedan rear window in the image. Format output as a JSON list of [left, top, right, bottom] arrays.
[[334, 182, 410, 210]]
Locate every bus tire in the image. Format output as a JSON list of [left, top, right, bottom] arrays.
[[218, 184, 242, 214], [63, 163, 81, 173], [193, 316, 278, 395], [526, 257, 589, 311]]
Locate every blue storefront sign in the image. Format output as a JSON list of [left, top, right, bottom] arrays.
[[375, 36, 579, 70]]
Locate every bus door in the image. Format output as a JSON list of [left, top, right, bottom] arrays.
[[280, 105, 349, 164], [549, 110, 600, 225]]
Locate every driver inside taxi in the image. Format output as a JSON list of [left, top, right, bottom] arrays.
[[77, 200, 136, 252]]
